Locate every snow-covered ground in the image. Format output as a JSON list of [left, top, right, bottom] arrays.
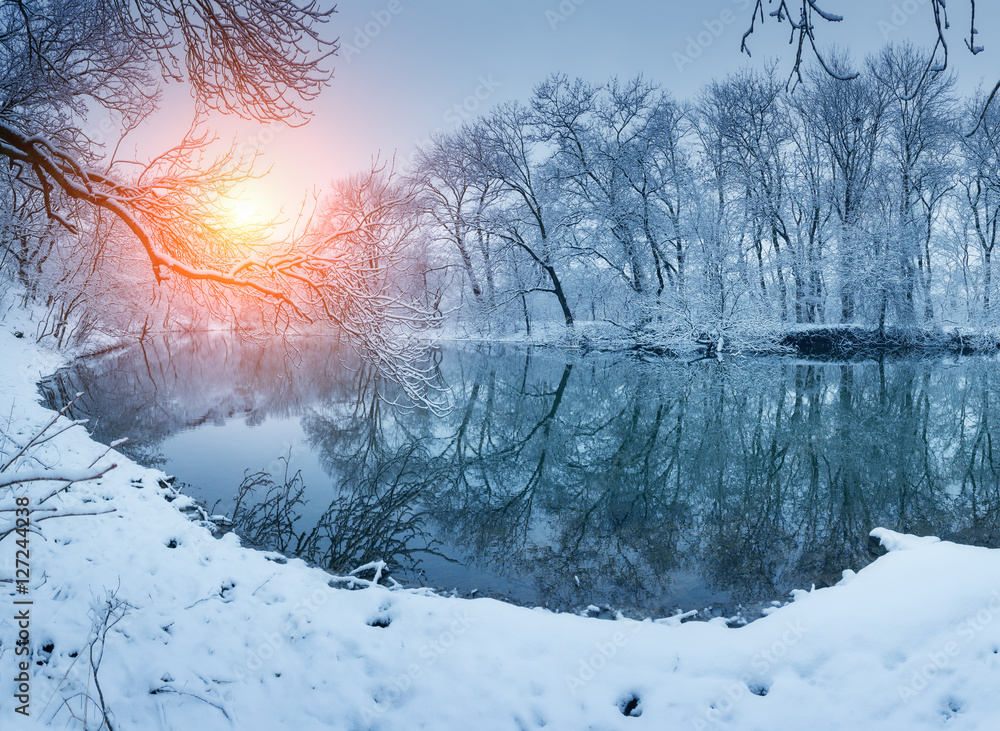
[[3, 312, 1000, 730]]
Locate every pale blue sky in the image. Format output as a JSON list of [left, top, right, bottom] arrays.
[[158, 1, 1000, 223]]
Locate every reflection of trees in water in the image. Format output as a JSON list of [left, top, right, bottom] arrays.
[[38, 334, 446, 578], [38, 335, 1000, 614], [400, 351, 698, 611], [228, 451, 440, 576], [287, 365, 451, 580], [945, 365, 1000, 544], [397, 351, 1000, 612], [37, 334, 364, 461]]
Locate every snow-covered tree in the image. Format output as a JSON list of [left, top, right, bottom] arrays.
[[957, 94, 1000, 324], [0, 1, 439, 397], [868, 43, 957, 329]]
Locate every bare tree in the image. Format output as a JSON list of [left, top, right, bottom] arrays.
[[472, 103, 578, 328], [795, 56, 889, 324], [741, 1, 998, 131], [741, 1, 857, 84], [532, 75, 688, 318], [957, 95, 1000, 322], [701, 67, 794, 323], [868, 43, 957, 328], [2, 2, 444, 397], [299, 164, 439, 404], [786, 89, 833, 324], [689, 91, 748, 338], [412, 130, 501, 327]]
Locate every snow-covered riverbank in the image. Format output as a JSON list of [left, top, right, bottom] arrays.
[[3, 317, 1000, 730]]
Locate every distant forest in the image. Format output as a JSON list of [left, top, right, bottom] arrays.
[[8, 35, 1000, 354], [408, 43, 1000, 345]]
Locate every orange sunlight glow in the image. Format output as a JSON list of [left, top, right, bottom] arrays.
[[207, 189, 283, 256], [219, 195, 263, 230]]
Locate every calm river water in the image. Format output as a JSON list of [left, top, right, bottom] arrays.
[[39, 334, 1000, 619]]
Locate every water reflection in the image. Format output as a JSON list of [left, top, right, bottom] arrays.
[[40, 335, 1000, 617], [229, 453, 439, 576]]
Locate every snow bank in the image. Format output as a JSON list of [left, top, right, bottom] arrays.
[[2, 322, 1000, 730]]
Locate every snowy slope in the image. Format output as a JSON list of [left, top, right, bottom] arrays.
[[2, 320, 1000, 730]]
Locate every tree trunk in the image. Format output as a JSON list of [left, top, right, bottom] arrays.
[[985, 247, 993, 322], [545, 264, 574, 327]]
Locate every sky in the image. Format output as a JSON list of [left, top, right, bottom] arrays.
[[134, 1, 1000, 229]]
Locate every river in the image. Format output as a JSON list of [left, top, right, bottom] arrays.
[[39, 333, 1000, 619]]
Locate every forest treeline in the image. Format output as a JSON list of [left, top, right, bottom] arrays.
[[407, 43, 1000, 347], [7, 39, 1000, 354]]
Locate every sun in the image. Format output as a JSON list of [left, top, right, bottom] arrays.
[[210, 184, 283, 242], [219, 196, 262, 229]]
